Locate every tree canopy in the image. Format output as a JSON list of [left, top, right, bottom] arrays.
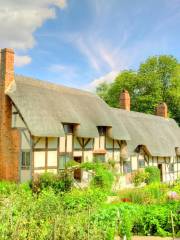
[[96, 55, 180, 125]]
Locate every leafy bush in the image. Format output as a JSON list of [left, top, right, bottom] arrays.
[[0, 179, 179, 240], [0, 181, 20, 196], [93, 201, 180, 239], [172, 177, 180, 194], [0, 183, 108, 240], [145, 166, 160, 184], [0, 171, 179, 240], [118, 183, 168, 204], [81, 162, 114, 192], [62, 188, 105, 210], [132, 169, 149, 186], [30, 172, 73, 193], [139, 202, 180, 237]]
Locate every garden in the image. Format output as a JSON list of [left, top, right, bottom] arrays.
[[0, 163, 179, 240]]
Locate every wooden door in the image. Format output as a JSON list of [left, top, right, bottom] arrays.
[[74, 157, 82, 181]]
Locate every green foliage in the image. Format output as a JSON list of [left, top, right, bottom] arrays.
[[63, 188, 106, 210], [93, 201, 180, 239], [30, 172, 73, 194], [66, 159, 80, 168], [0, 181, 18, 196], [96, 55, 180, 125], [172, 177, 180, 194], [96, 82, 111, 103], [145, 166, 160, 184], [132, 169, 149, 186], [0, 182, 108, 240], [0, 179, 179, 240], [118, 183, 168, 204], [139, 202, 180, 237], [81, 162, 114, 192]]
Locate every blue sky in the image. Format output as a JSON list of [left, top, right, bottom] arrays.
[[1, 0, 180, 90]]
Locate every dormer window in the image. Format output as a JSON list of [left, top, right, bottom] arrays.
[[97, 126, 106, 136], [135, 145, 146, 168], [63, 124, 73, 134]]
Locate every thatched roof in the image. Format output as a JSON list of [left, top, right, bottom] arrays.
[[6, 75, 130, 140], [112, 108, 180, 157], [6, 75, 180, 157]]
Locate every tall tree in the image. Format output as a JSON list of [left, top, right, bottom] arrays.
[[96, 82, 110, 103], [96, 55, 180, 125]]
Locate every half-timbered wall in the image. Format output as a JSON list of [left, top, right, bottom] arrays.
[[127, 150, 180, 184], [131, 154, 138, 171], [20, 129, 32, 182], [11, 105, 32, 182], [58, 124, 73, 169], [33, 137, 58, 175], [11, 108, 180, 185], [73, 137, 94, 161]]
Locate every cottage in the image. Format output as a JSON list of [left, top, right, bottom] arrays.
[[0, 48, 180, 185]]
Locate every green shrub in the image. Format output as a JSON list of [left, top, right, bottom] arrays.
[[0, 185, 108, 240], [118, 183, 168, 204], [62, 188, 106, 211], [139, 202, 180, 237], [172, 177, 180, 194], [132, 169, 149, 186], [93, 201, 180, 239], [0, 181, 18, 196], [145, 166, 160, 184], [0, 180, 179, 240], [81, 162, 114, 192], [30, 172, 73, 194]]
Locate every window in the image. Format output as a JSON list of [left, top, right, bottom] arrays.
[[169, 163, 174, 173], [123, 161, 132, 173], [138, 159, 145, 168], [21, 152, 31, 170], [63, 124, 73, 134], [97, 126, 106, 136], [94, 154, 105, 163], [58, 155, 71, 169]]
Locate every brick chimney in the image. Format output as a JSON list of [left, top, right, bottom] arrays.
[[156, 102, 168, 118], [0, 48, 20, 181], [119, 89, 130, 111]]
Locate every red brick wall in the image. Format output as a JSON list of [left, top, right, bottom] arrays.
[[0, 48, 20, 182]]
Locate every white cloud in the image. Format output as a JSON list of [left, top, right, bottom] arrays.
[[68, 34, 130, 74], [98, 44, 119, 70], [85, 70, 119, 91], [0, 0, 67, 66], [70, 34, 130, 91], [50, 64, 73, 73], [15, 55, 32, 67], [49, 63, 78, 81], [74, 36, 101, 71]]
